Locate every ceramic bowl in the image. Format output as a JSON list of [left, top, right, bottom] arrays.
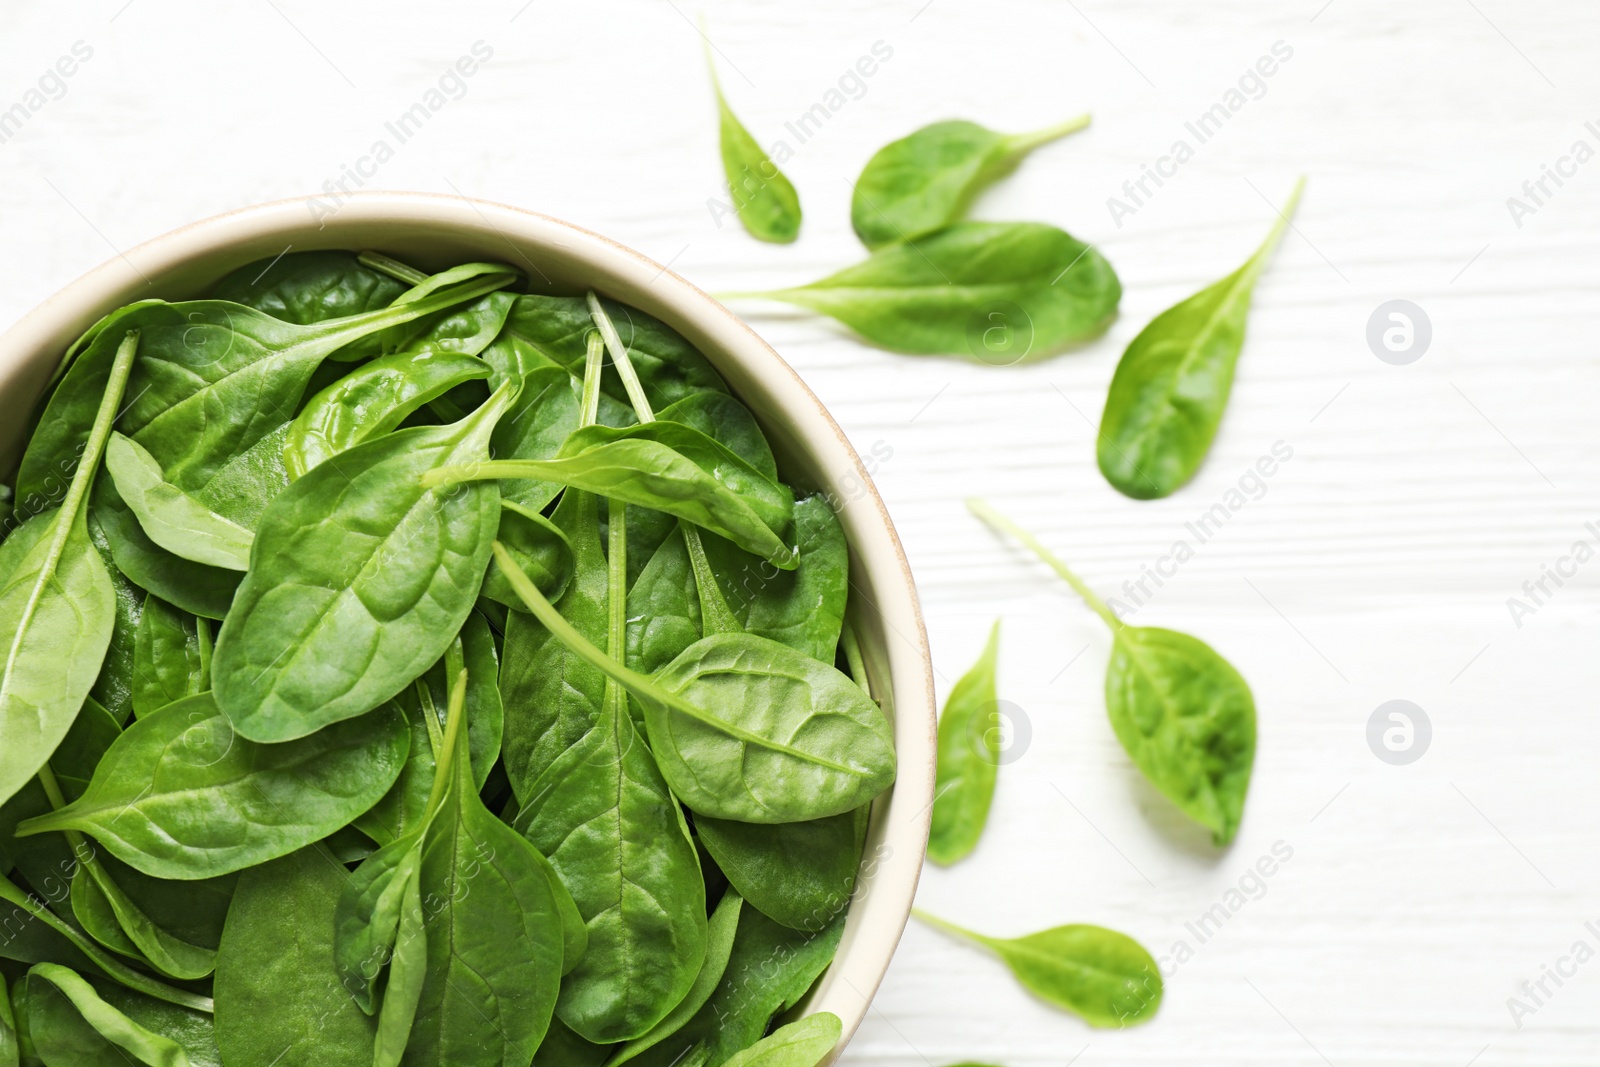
[[0, 191, 935, 1057]]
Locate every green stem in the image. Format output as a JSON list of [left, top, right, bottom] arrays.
[[195, 619, 213, 691], [579, 331, 605, 429], [0, 875, 213, 1013], [840, 619, 871, 700], [415, 679, 445, 759], [1003, 111, 1092, 156], [358, 251, 429, 287], [966, 498, 1121, 631], [319, 272, 514, 354], [587, 292, 655, 423], [910, 907, 992, 950], [1246, 175, 1307, 275]]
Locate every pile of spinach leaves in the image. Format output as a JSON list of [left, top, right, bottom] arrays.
[[0, 249, 891, 1067]]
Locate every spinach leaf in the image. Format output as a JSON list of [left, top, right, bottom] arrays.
[[25, 963, 208, 1066], [514, 498, 707, 1044], [85, 513, 142, 725], [606, 889, 743, 1067], [70, 851, 235, 981], [703, 31, 800, 243], [1096, 178, 1304, 499], [537, 1019, 615, 1067], [719, 1012, 840, 1067], [89, 480, 241, 621], [213, 385, 512, 743], [492, 366, 585, 511], [496, 552, 895, 824], [131, 595, 208, 720], [0, 331, 135, 809], [624, 906, 844, 1067], [624, 527, 701, 681], [723, 222, 1120, 359], [912, 910, 1161, 1028], [105, 434, 253, 571], [208, 250, 406, 325], [851, 116, 1090, 248], [405, 672, 568, 1066], [0, 977, 17, 1067], [213, 846, 378, 1065], [482, 502, 574, 610], [927, 620, 1002, 866], [700, 494, 848, 664], [693, 808, 864, 932], [968, 500, 1255, 844], [282, 349, 490, 479], [653, 394, 777, 481], [430, 422, 797, 570], [17, 693, 410, 879]]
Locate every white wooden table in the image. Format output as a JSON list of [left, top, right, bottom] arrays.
[[4, 0, 1598, 1062]]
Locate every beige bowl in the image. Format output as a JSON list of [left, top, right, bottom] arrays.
[[0, 191, 935, 1056]]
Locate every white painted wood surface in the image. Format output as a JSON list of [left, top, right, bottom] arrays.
[[3, 0, 1597, 1062]]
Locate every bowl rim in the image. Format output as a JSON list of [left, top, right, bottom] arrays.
[[0, 189, 936, 1056]]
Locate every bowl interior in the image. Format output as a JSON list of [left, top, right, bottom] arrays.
[[0, 192, 936, 1055]]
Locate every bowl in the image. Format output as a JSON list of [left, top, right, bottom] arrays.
[[0, 191, 936, 1057]]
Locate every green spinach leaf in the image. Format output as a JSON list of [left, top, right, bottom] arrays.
[[927, 620, 1001, 866], [85, 513, 142, 725], [213, 846, 378, 1065], [723, 222, 1120, 359], [0, 331, 135, 809], [912, 910, 1161, 1028], [89, 481, 240, 622], [105, 434, 253, 571], [851, 116, 1090, 249], [482, 502, 574, 610], [25, 963, 207, 1066], [606, 889, 742, 1067], [693, 808, 864, 932], [131, 595, 208, 720], [703, 30, 800, 243], [209, 250, 406, 325], [968, 500, 1255, 844], [213, 385, 512, 743], [17, 693, 410, 878], [430, 421, 796, 570], [719, 1012, 840, 1067], [283, 349, 490, 479], [1097, 178, 1304, 499]]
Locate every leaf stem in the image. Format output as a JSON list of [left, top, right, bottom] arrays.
[[357, 251, 429, 287], [1005, 112, 1092, 156], [966, 499, 1121, 631], [1248, 175, 1307, 273], [579, 331, 605, 429], [910, 907, 992, 950], [587, 292, 656, 423], [840, 620, 871, 700]]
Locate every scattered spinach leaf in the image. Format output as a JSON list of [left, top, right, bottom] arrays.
[[702, 27, 801, 243], [852, 115, 1090, 249], [912, 909, 1161, 1028], [968, 499, 1255, 844], [723, 222, 1120, 360], [927, 620, 1002, 866], [1096, 178, 1304, 499]]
